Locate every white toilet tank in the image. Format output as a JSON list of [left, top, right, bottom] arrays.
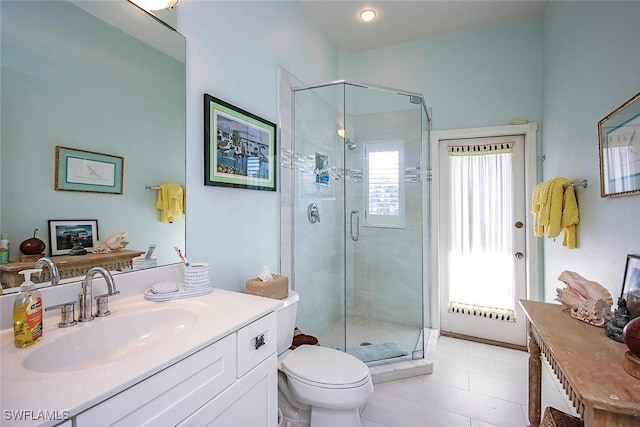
[[276, 290, 299, 355]]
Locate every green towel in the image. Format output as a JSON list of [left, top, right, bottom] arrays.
[[346, 342, 409, 363]]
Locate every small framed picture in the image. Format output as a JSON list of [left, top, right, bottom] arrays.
[[55, 146, 124, 194], [48, 219, 99, 256], [622, 254, 640, 317], [204, 94, 277, 191]]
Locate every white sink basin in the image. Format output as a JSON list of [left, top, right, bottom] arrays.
[[22, 306, 198, 373]]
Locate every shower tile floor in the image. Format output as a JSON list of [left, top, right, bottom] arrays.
[[317, 315, 423, 359], [316, 316, 434, 382], [359, 336, 579, 427]]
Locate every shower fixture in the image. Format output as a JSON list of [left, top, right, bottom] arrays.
[[345, 138, 357, 150]]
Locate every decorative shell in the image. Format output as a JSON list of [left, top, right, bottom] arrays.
[[570, 299, 608, 327], [556, 270, 613, 328], [91, 231, 129, 254]]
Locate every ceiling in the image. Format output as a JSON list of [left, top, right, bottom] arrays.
[[298, 0, 546, 53]]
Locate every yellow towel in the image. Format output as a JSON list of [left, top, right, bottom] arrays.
[[156, 183, 184, 223], [531, 177, 569, 238], [531, 177, 579, 249], [543, 177, 569, 238], [561, 185, 579, 249]]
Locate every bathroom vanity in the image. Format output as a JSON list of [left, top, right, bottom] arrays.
[[0, 266, 281, 427]]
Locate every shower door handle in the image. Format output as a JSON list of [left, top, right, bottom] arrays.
[[350, 209, 360, 241]]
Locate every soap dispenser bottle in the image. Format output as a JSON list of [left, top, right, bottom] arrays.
[[13, 268, 44, 348]]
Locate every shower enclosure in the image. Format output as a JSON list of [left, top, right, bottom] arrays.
[[280, 80, 431, 367]]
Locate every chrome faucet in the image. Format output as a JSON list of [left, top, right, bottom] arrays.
[[35, 257, 60, 287], [78, 266, 118, 322]]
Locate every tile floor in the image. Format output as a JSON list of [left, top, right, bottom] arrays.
[[359, 336, 580, 427]]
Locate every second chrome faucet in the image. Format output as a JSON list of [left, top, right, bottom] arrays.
[[79, 266, 119, 322]]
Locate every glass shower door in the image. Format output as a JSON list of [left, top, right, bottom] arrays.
[[342, 84, 425, 363], [291, 83, 346, 352]]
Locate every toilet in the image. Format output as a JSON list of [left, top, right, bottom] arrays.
[[276, 290, 374, 427]]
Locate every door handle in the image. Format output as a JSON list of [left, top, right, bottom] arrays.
[[350, 209, 360, 242]]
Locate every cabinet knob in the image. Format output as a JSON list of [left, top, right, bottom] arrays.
[[254, 334, 265, 350]]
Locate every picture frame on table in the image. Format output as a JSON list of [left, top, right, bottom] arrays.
[[622, 254, 640, 318], [48, 219, 99, 256]]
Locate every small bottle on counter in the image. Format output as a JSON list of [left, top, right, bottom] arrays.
[[0, 233, 9, 264], [13, 269, 44, 348]]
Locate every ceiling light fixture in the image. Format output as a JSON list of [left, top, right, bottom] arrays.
[[130, 0, 180, 12], [359, 9, 376, 22]]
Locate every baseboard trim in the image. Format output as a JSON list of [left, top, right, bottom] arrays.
[[440, 331, 527, 352]]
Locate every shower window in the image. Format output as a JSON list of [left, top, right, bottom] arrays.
[[364, 140, 405, 228]]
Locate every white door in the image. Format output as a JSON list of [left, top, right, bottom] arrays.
[[438, 134, 527, 346]]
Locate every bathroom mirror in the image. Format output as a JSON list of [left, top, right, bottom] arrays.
[[598, 91, 640, 198], [0, 0, 186, 291]]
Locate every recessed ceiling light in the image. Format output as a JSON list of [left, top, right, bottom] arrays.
[[130, 0, 179, 11], [360, 9, 376, 22]]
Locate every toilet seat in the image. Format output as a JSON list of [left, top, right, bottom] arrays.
[[281, 345, 370, 389]]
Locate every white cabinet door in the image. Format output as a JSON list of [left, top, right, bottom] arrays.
[[178, 353, 278, 427]]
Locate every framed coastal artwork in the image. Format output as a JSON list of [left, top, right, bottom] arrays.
[[55, 146, 124, 194], [204, 94, 277, 191]]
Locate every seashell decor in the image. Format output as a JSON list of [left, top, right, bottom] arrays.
[[556, 270, 613, 327], [92, 231, 129, 254]]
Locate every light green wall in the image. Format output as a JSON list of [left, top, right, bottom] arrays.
[[178, 1, 640, 300], [179, 0, 339, 291], [339, 18, 543, 130], [1, 1, 185, 265], [541, 1, 640, 301]]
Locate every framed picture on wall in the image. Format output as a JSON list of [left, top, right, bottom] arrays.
[[204, 94, 277, 191], [55, 146, 124, 194]]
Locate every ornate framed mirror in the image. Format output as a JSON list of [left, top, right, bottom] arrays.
[[598, 91, 640, 198]]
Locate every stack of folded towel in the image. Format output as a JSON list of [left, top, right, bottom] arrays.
[[531, 177, 579, 249]]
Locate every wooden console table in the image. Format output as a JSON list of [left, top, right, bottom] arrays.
[[520, 299, 640, 427], [0, 250, 144, 288]]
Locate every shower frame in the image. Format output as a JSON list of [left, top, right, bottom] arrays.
[[282, 79, 432, 365]]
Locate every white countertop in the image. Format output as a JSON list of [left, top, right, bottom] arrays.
[[0, 288, 281, 427]]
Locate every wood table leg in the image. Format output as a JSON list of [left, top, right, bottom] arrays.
[[528, 325, 542, 427]]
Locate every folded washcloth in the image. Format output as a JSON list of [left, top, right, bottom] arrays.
[[156, 183, 184, 223]]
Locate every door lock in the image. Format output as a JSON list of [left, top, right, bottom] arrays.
[[515, 221, 524, 229], [515, 252, 524, 260]]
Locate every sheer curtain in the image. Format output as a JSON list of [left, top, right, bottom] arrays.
[[447, 143, 515, 317], [604, 146, 639, 194]]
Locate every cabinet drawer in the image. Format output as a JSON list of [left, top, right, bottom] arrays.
[[236, 312, 276, 378], [76, 333, 236, 427]]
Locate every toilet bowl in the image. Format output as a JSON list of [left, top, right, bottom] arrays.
[[276, 291, 374, 427]]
